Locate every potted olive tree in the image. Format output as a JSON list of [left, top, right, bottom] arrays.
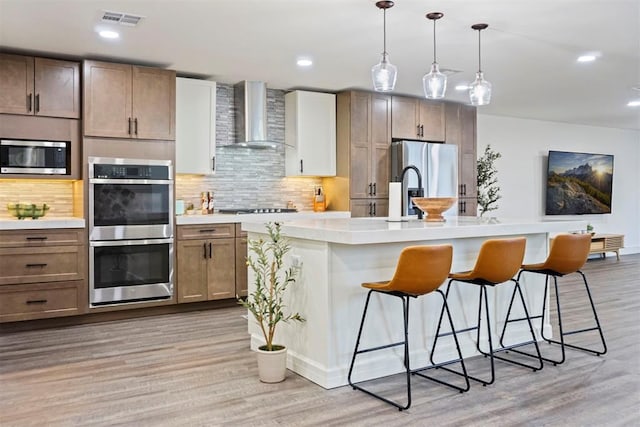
[[238, 222, 305, 383], [477, 144, 502, 217]]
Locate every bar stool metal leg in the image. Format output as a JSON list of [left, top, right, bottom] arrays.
[[503, 269, 607, 366], [348, 290, 412, 411]]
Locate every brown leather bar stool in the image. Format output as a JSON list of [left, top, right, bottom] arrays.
[[502, 233, 607, 365], [431, 237, 543, 387], [348, 245, 470, 411]]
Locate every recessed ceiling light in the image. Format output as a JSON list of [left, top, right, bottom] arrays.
[[297, 58, 313, 67], [455, 84, 469, 91], [99, 30, 120, 39], [627, 100, 640, 107], [577, 54, 596, 63]]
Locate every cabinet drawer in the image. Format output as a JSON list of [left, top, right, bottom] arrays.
[[590, 240, 605, 252], [0, 281, 81, 322], [178, 223, 235, 240], [0, 246, 85, 285], [0, 228, 84, 248], [604, 236, 623, 249]]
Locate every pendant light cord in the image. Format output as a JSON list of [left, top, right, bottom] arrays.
[[477, 29, 482, 73], [383, 9, 387, 56], [432, 19, 437, 64]]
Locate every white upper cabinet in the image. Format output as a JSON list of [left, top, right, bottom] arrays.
[[285, 90, 336, 177], [176, 77, 216, 174]]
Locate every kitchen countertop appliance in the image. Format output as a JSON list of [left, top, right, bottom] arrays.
[[391, 141, 458, 217], [88, 157, 174, 307]]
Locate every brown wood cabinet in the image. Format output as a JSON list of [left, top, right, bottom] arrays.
[[83, 60, 175, 140], [391, 96, 445, 142], [0, 228, 86, 323], [235, 224, 248, 297], [326, 91, 391, 217], [176, 224, 236, 303], [0, 53, 80, 118], [445, 102, 478, 216]]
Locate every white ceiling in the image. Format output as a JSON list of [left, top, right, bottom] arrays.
[[1, 0, 639, 131]]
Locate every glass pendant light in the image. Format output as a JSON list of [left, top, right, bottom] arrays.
[[423, 12, 446, 99], [371, 1, 397, 92], [469, 23, 492, 106]]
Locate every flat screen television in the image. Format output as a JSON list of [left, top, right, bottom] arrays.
[[546, 150, 614, 215]]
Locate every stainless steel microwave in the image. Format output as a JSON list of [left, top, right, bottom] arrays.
[[0, 139, 69, 175]]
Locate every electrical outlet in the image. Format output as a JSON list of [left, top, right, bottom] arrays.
[[291, 254, 302, 268]]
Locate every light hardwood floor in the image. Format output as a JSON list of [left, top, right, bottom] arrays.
[[1, 254, 639, 426]]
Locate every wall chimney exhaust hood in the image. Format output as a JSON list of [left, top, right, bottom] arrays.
[[233, 81, 278, 149]]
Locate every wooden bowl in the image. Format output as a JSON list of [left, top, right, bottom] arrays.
[[410, 197, 457, 222]]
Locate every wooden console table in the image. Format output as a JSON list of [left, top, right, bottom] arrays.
[[589, 233, 624, 260]]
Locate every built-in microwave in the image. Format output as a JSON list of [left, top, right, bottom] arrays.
[[0, 139, 70, 175]]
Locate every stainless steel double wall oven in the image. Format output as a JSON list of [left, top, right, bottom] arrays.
[[88, 157, 174, 306]]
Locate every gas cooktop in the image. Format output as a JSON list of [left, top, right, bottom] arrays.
[[218, 208, 298, 215]]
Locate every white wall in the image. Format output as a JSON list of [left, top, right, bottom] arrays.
[[477, 114, 640, 255]]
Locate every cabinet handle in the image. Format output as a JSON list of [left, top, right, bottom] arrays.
[[368, 202, 372, 216], [462, 184, 466, 196], [35, 93, 40, 113], [416, 124, 421, 137], [27, 93, 32, 112], [368, 183, 372, 196], [26, 263, 47, 268], [203, 243, 207, 259], [26, 299, 47, 305], [209, 242, 212, 259], [134, 118, 138, 135], [198, 229, 217, 233], [300, 159, 304, 173], [128, 118, 132, 135], [461, 200, 467, 214], [373, 183, 377, 196], [212, 156, 216, 172], [372, 202, 376, 216], [26, 236, 48, 241], [420, 124, 424, 137]]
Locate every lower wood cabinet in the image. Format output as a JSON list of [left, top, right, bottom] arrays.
[[235, 224, 248, 297], [350, 199, 389, 218], [176, 223, 241, 303], [0, 228, 86, 323]]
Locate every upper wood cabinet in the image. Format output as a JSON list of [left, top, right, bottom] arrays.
[[0, 53, 80, 118], [391, 96, 445, 142], [445, 102, 478, 216], [83, 60, 176, 140], [176, 77, 216, 174], [324, 91, 391, 217], [285, 90, 336, 177]]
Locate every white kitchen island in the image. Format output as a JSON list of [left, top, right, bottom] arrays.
[[242, 217, 587, 389]]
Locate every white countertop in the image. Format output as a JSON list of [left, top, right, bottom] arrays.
[[242, 216, 588, 244], [176, 210, 350, 225], [0, 217, 86, 230]]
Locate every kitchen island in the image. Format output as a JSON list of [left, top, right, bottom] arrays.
[[242, 217, 587, 389]]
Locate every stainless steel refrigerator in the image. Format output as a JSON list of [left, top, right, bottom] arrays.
[[391, 141, 458, 217]]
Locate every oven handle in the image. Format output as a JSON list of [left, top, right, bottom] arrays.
[[89, 178, 173, 185], [90, 238, 174, 247]]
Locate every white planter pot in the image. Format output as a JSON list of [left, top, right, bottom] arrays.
[[256, 345, 287, 383]]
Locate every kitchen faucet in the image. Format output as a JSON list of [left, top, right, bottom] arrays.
[[399, 165, 424, 220]]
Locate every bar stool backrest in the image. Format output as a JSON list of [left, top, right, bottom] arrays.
[[469, 237, 526, 284], [544, 233, 591, 274], [384, 245, 453, 295]]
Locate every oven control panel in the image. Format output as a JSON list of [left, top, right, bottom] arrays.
[[93, 164, 170, 180]]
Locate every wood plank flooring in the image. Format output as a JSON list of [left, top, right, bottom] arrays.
[[1, 254, 639, 426]]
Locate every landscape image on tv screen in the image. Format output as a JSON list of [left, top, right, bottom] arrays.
[[546, 150, 614, 215]]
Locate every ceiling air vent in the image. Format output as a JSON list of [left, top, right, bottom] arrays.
[[101, 11, 144, 27]]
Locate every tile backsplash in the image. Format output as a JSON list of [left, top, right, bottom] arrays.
[[176, 83, 322, 211], [0, 179, 75, 218]]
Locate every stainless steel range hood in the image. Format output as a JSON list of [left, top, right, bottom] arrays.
[[233, 81, 278, 149]]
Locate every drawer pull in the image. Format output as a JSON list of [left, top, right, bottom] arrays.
[[26, 299, 47, 305], [198, 229, 217, 233], [26, 236, 48, 241], [26, 263, 48, 268]]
